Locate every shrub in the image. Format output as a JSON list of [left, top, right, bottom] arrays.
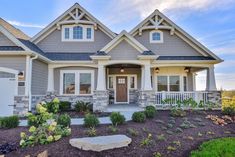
[[190, 137, 235, 157], [170, 108, 187, 117], [43, 98, 60, 113], [75, 101, 92, 113], [222, 107, 235, 116], [0, 115, 19, 129], [108, 125, 118, 133], [59, 101, 71, 111], [57, 114, 71, 127], [127, 128, 139, 136], [140, 133, 152, 146], [86, 127, 97, 137], [83, 114, 99, 128], [144, 106, 157, 118], [110, 112, 125, 126], [132, 112, 146, 123]]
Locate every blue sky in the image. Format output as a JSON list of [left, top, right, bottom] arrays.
[[1, 0, 235, 90]]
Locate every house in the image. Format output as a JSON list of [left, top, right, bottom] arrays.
[[0, 3, 223, 116]]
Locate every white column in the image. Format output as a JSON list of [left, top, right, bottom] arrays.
[[47, 65, 54, 92], [206, 66, 217, 91], [96, 64, 106, 90], [141, 66, 145, 90], [143, 63, 152, 90], [25, 55, 30, 96]]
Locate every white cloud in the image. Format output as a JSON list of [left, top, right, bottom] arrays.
[[104, 0, 235, 26], [7, 20, 45, 28]]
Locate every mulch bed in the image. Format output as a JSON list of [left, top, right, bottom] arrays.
[[1, 110, 235, 157], [59, 111, 111, 118]]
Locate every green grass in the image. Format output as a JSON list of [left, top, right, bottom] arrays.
[[190, 137, 235, 157]]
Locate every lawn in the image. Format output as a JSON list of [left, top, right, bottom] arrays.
[[0, 110, 235, 157]]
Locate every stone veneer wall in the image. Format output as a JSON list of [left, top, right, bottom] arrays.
[[138, 90, 155, 107], [207, 91, 222, 106], [14, 96, 29, 116], [93, 90, 109, 112]]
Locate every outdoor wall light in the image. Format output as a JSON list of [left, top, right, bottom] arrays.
[[18, 71, 24, 79], [184, 67, 190, 73], [155, 67, 160, 73], [120, 67, 125, 73]]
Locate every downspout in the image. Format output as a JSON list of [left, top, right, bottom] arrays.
[[28, 54, 38, 111]]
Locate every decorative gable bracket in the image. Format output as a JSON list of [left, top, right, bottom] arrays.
[[137, 12, 175, 36], [56, 7, 97, 30]]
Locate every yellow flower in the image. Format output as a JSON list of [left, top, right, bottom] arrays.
[[54, 135, 62, 141], [20, 132, 26, 139], [53, 97, 60, 104], [29, 126, 36, 133], [47, 135, 54, 142], [20, 139, 25, 146], [29, 135, 34, 140]]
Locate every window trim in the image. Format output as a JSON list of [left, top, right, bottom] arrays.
[[108, 75, 137, 90], [61, 25, 94, 42], [156, 75, 186, 92], [60, 70, 94, 96], [150, 30, 163, 43]]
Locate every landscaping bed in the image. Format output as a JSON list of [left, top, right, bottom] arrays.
[[59, 111, 111, 118], [0, 110, 235, 157]]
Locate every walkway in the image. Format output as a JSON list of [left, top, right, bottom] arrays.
[[19, 104, 144, 127]]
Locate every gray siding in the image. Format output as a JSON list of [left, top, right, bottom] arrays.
[[0, 32, 16, 46], [0, 56, 26, 95], [108, 40, 141, 60], [37, 28, 112, 53], [187, 73, 194, 91], [54, 67, 97, 94], [135, 30, 202, 56], [31, 59, 48, 95]]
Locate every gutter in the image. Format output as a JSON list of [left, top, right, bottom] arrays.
[[28, 54, 38, 111]]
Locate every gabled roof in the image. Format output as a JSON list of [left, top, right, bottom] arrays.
[[0, 18, 29, 40], [100, 30, 150, 53], [129, 10, 223, 62], [31, 3, 116, 43]]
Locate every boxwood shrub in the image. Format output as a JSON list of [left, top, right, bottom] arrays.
[[110, 112, 125, 125], [84, 114, 99, 128], [59, 101, 71, 111], [132, 112, 146, 123], [0, 115, 19, 129], [57, 114, 71, 127], [144, 106, 157, 118]]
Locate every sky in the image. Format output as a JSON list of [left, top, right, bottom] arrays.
[[0, 0, 235, 90]]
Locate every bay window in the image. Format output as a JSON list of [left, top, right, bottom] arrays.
[[60, 70, 94, 95]]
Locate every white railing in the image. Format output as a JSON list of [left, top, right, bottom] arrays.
[[155, 91, 209, 105]]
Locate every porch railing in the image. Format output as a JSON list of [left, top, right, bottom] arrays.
[[155, 91, 209, 105]]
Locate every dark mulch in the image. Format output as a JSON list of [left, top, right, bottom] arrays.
[[59, 111, 111, 118], [1, 110, 235, 157]]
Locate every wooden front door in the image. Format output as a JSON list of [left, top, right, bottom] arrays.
[[116, 76, 128, 103]]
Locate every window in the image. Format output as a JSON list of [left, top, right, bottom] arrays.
[[61, 70, 94, 95], [80, 73, 91, 94], [157, 76, 168, 91], [108, 76, 114, 89], [157, 75, 181, 92], [130, 76, 135, 89], [169, 76, 180, 91], [63, 73, 75, 94], [150, 30, 163, 43], [73, 26, 83, 39], [64, 28, 70, 39], [87, 28, 92, 39], [183, 76, 187, 91], [62, 25, 94, 41]]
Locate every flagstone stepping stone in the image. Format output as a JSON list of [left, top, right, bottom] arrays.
[[70, 135, 132, 152]]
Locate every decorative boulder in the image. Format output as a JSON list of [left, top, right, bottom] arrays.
[[70, 135, 132, 152]]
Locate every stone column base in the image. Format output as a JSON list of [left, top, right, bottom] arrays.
[[138, 90, 155, 107], [207, 91, 222, 107], [93, 90, 109, 112], [14, 96, 29, 116]]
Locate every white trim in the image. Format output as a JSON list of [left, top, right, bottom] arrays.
[[61, 25, 94, 42], [31, 3, 116, 43], [60, 70, 94, 96], [129, 9, 222, 61], [155, 75, 187, 92], [150, 30, 163, 43], [108, 74, 137, 104]]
